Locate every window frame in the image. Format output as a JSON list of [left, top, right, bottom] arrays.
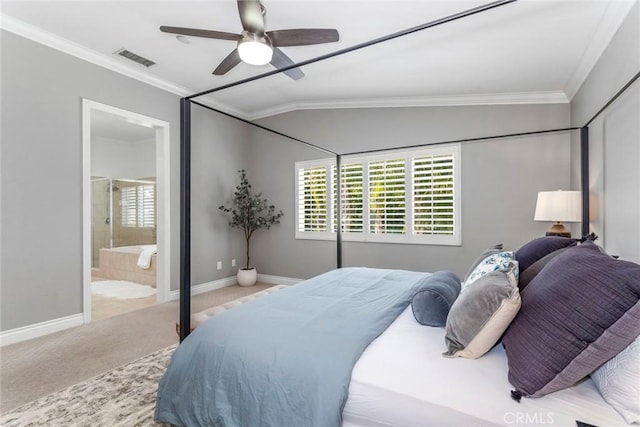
[[295, 144, 461, 246]]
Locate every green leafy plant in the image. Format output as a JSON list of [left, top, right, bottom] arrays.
[[219, 170, 284, 270]]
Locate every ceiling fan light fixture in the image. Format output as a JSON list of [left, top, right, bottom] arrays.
[[237, 31, 273, 66]]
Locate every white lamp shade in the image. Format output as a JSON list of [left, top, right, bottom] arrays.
[[534, 190, 582, 222]]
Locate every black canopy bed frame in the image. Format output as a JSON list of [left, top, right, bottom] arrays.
[[177, 0, 640, 342]]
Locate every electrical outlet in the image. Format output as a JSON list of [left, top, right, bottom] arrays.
[[216, 261, 222, 270], [232, 259, 236, 267]]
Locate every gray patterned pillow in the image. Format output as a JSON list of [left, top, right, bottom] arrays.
[[463, 244, 503, 283], [464, 251, 515, 289], [503, 242, 640, 398]]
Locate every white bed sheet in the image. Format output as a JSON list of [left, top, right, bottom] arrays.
[[343, 307, 629, 427]]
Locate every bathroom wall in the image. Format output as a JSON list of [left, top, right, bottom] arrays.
[[91, 137, 156, 179]]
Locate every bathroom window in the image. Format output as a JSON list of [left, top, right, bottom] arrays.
[[121, 184, 155, 228]]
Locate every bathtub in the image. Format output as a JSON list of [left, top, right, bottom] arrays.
[[98, 245, 157, 287]]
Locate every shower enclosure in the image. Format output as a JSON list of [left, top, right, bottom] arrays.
[[90, 177, 157, 268]]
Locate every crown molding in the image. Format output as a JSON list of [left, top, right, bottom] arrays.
[[0, 14, 248, 119], [248, 91, 570, 120], [564, 1, 636, 101], [5, 3, 629, 122], [0, 14, 191, 96]]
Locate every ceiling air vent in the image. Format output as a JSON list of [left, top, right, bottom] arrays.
[[114, 48, 156, 68]]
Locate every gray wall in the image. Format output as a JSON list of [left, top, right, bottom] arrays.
[[0, 31, 253, 331], [190, 105, 252, 283], [253, 104, 572, 279], [570, 3, 640, 262]]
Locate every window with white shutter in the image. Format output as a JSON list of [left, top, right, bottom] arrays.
[[121, 183, 156, 228], [369, 158, 405, 235], [121, 187, 138, 227], [137, 184, 156, 228], [331, 163, 364, 234], [296, 162, 331, 237], [294, 144, 460, 245]]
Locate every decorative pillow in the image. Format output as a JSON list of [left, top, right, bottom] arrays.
[[444, 261, 520, 359], [514, 236, 576, 273], [502, 242, 640, 398], [591, 334, 640, 424], [464, 251, 515, 289], [517, 247, 569, 292], [411, 271, 461, 327], [463, 244, 503, 284]]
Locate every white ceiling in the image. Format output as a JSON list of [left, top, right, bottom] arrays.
[[1, 1, 636, 119]]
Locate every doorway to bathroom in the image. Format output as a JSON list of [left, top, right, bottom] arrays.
[[82, 100, 171, 323]]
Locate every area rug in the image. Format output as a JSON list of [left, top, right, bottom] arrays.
[[92, 280, 156, 299], [0, 345, 177, 427]]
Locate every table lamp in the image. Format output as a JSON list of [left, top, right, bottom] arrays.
[[534, 190, 581, 237]]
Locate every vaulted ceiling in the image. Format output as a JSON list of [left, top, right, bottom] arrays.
[[1, 1, 636, 119]]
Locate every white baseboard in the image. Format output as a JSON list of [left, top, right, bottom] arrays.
[[168, 276, 238, 300], [1, 275, 303, 346], [167, 274, 303, 300], [0, 313, 83, 347], [258, 274, 304, 286]]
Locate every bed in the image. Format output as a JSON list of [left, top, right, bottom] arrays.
[[155, 258, 637, 427], [165, 7, 640, 423], [343, 307, 626, 427]]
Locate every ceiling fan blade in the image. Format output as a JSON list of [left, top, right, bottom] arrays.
[[160, 26, 240, 41], [237, 0, 265, 34], [267, 29, 339, 47], [213, 49, 242, 75], [270, 47, 304, 80]]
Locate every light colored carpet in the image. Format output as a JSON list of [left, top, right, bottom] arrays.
[[0, 283, 274, 412], [0, 345, 176, 427], [91, 280, 156, 299], [92, 293, 157, 322]]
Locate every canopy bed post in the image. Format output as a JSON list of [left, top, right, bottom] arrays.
[[179, 97, 192, 342], [336, 154, 342, 268], [580, 126, 589, 237]]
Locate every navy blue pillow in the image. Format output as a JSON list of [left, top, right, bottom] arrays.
[[517, 247, 569, 292], [515, 236, 576, 273], [411, 271, 461, 327]]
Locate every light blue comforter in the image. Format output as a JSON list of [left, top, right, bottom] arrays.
[[154, 267, 430, 427]]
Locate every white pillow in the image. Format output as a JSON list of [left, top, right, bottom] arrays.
[[463, 251, 516, 289], [591, 334, 640, 424]]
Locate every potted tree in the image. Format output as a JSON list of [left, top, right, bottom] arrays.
[[219, 170, 284, 286]]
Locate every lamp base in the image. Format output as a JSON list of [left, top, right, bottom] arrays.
[[545, 222, 571, 238]]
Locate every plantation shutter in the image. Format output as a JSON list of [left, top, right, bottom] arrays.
[[297, 166, 328, 232], [137, 184, 156, 227], [121, 184, 155, 228], [331, 163, 364, 233], [368, 158, 406, 234], [121, 187, 138, 227], [412, 153, 455, 235]]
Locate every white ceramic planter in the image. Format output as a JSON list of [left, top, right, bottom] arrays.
[[237, 268, 257, 287]]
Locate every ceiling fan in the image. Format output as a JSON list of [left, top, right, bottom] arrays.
[[160, 0, 339, 80]]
